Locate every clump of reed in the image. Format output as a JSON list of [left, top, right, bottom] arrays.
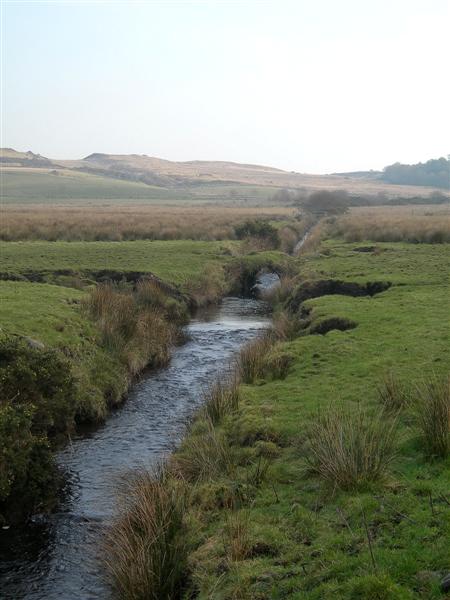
[[84, 282, 176, 375], [186, 263, 229, 306], [202, 377, 240, 425], [103, 469, 187, 600], [305, 407, 398, 490], [414, 375, 449, 459], [236, 335, 274, 384], [223, 511, 251, 562], [377, 372, 409, 412], [171, 419, 236, 483]]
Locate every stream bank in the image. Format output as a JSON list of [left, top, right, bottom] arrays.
[[0, 294, 272, 599]]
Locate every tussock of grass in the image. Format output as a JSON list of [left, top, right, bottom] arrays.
[[377, 372, 409, 412], [223, 511, 251, 562], [84, 282, 176, 375], [305, 408, 398, 491], [171, 419, 235, 483], [236, 335, 274, 383], [103, 469, 187, 600], [202, 377, 240, 425], [415, 375, 450, 459]]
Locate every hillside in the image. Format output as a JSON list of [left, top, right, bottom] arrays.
[[1, 148, 447, 204]]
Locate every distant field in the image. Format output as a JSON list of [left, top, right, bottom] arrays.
[[0, 239, 238, 286], [2, 154, 447, 205], [0, 169, 276, 205], [1, 169, 185, 202]]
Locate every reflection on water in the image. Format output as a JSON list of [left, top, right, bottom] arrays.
[[0, 297, 270, 600]]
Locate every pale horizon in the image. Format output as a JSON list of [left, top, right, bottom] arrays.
[[2, 0, 449, 173]]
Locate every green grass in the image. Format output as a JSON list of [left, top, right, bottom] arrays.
[[180, 240, 450, 599], [0, 240, 237, 286], [0, 280, 90, 346], [299, 240, 450, 286], [1, 170, 177, 202]]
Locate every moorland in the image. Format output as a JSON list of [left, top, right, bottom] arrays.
[[0, 148, 449, 598]]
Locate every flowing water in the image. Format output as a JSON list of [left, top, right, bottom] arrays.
[[0, 295, 271, 600]]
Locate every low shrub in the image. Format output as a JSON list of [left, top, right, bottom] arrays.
[[103, 470, 188, 600], [305, 407, 398, 491], [414, 375, 449, 459], [234, 220, 279, 250]]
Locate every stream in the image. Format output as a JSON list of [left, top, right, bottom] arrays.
[[0, 294, 272, 600]]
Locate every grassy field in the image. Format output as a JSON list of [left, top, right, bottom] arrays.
[[1, 169, 276, 205], [188, 241, 450, 598], [0, 281, 89, 347], [0, 239, 238, 285], [113, 237, 450, 599]]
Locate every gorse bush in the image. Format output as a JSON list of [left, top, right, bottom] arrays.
[[104, 470, 188, 600], [234, 220, 280, 249], [305, 407, 398, 490], [415, 375, 449, 459], [0, 337, 77, 521]]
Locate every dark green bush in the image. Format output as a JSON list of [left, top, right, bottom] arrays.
[[0, 336, 78, 435], [234, 220, 279, 248], [0, 336, 77, 521]]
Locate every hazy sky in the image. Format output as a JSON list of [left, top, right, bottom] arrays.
[[2, 0, 449, 172]]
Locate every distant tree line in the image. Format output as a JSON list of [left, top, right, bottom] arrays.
[[381, 157, 449, 189]]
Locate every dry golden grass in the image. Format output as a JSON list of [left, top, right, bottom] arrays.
[[0, 204, 294, 241], [332, 204, 450, 243], [103, 469, 187, 600]]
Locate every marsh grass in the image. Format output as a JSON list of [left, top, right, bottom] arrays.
[[223, 511, 251, 562], [103, 469, 187, 600], [1, 204, 294, 242], [414, 375, 450, 459], [202, 377, 240, 425], [236, 334, 274, 384], [84, 282, 175, 375], [377, 373, 409, 412], [305, 407, 398, 491], [332, 205, 450, 243], [172, 419, 236, 483]]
